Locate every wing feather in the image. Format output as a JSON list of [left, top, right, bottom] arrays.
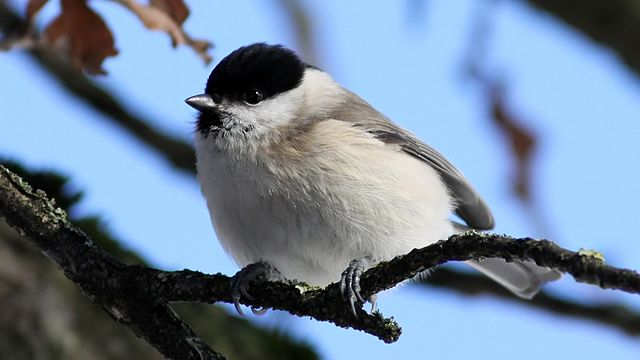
[[328, 92, 495, 230]]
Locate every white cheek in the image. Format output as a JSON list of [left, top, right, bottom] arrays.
[[225, 89, 305, 136], [222, 69, 343, 139]]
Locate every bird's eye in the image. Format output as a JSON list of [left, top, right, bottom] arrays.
[[243, 90, 264, 105]]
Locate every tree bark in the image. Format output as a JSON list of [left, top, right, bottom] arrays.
[[2, 164, 639, 356]]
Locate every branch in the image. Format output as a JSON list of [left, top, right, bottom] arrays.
[[0, 159, 320, 359], [423, 268, 640, 337], [30, 46, 197, 173], [2, 165, 640, 355], [358, 234, 639, 299], [0, 165, 401, 348], [0, 166, 222, 359], [521, 0, 640, 78]]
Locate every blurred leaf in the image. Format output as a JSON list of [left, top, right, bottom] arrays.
[[115, 0, 212, 64], [460, 2, 554, 234], [25, 0, 49, 23], [489, 84, 536, 201], [43, 0, 118, 74], [17, 0, 212, 71], [150, 0, 189, 25]]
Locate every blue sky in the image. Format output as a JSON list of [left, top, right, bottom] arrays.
[[2, 1, 640, 359]]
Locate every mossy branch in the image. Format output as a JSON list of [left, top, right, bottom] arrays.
[[2, 165, 640, 358], [0, 166, 223, 360]]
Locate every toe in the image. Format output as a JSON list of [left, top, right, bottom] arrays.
[[352, 266, 365, 303], [340, 258, 371, 317], [349, 295, 358, 318], [240, 284, 254, 301], [339, 269, 348, 294], [229, 262, 281, 315]]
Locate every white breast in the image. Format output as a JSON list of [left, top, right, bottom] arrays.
[[195, 120, 454, 286]]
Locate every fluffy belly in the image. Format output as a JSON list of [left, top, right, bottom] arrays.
[[196, 139, 454, 286]]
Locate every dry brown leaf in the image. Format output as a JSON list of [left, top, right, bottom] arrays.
[[115, 0, 212, 64], [150, 0, 189, 25], [117, 0, 185, 46], [44, 0, 118, 74], [26, 0, 49, 23]]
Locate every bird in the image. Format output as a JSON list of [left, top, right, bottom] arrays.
[[185, 43, 561, 316]]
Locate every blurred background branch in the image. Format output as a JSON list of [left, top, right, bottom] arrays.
[[522, 0, 640, 78], [423, 268, 640, 337], [275, 0, 318, 65]]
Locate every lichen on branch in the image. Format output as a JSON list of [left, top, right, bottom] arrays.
[[1, 164, 640, 358]]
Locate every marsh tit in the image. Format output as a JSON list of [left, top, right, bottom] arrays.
[[186, 43, 561, 316]]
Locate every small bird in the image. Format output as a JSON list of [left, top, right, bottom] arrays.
[[186, 43, 560, 316]]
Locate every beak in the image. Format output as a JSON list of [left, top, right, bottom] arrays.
[[185, 94, 217, 112]]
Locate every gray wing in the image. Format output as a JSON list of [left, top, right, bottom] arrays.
[[331, 92, 495, 230]]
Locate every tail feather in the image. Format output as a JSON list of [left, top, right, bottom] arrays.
[[466, 258, 562, 299], [451, 221, 561, 298]]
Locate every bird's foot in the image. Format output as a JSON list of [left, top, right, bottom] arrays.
[[230, 262, 282, 316], [340, 258, 377, 317]]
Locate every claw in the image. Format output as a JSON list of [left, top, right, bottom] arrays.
[[352, 268, 365, 303], [229, 262, 281, 316], [349, 297, 358, 318], [369, 294, 378, 313], [233, 295, 244, 316], [251, 306, 268, 315], [340, 258, 370, 317], [230, 276, 245, 315]]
